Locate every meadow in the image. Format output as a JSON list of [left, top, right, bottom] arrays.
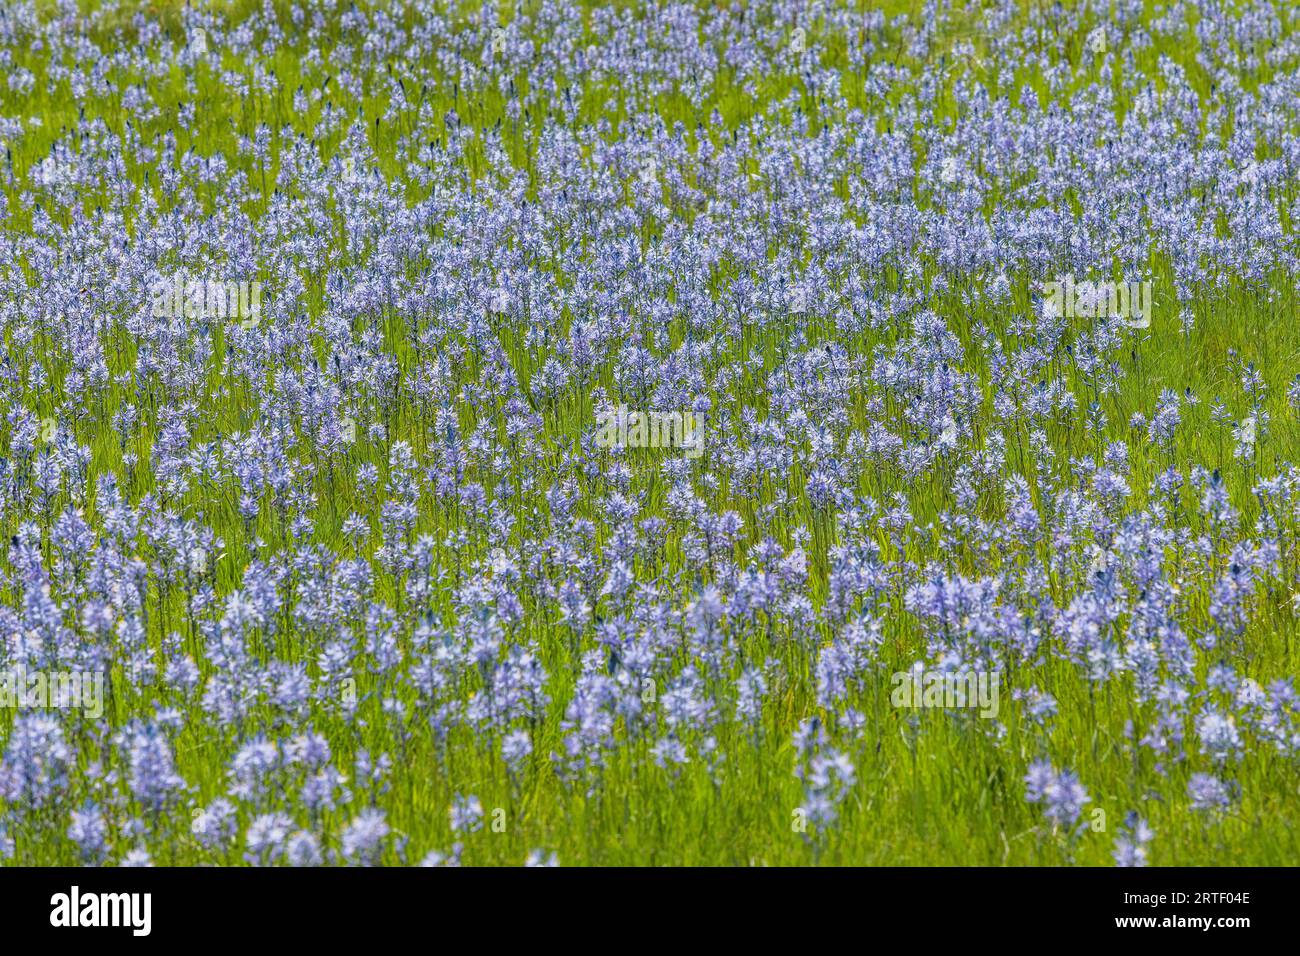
[[0, 0, 1298, 865]]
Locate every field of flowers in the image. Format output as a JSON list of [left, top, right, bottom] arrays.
[[0, 0, 1298, 867]]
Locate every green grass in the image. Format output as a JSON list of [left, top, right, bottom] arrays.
[[0, 0, 1298, 865]]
